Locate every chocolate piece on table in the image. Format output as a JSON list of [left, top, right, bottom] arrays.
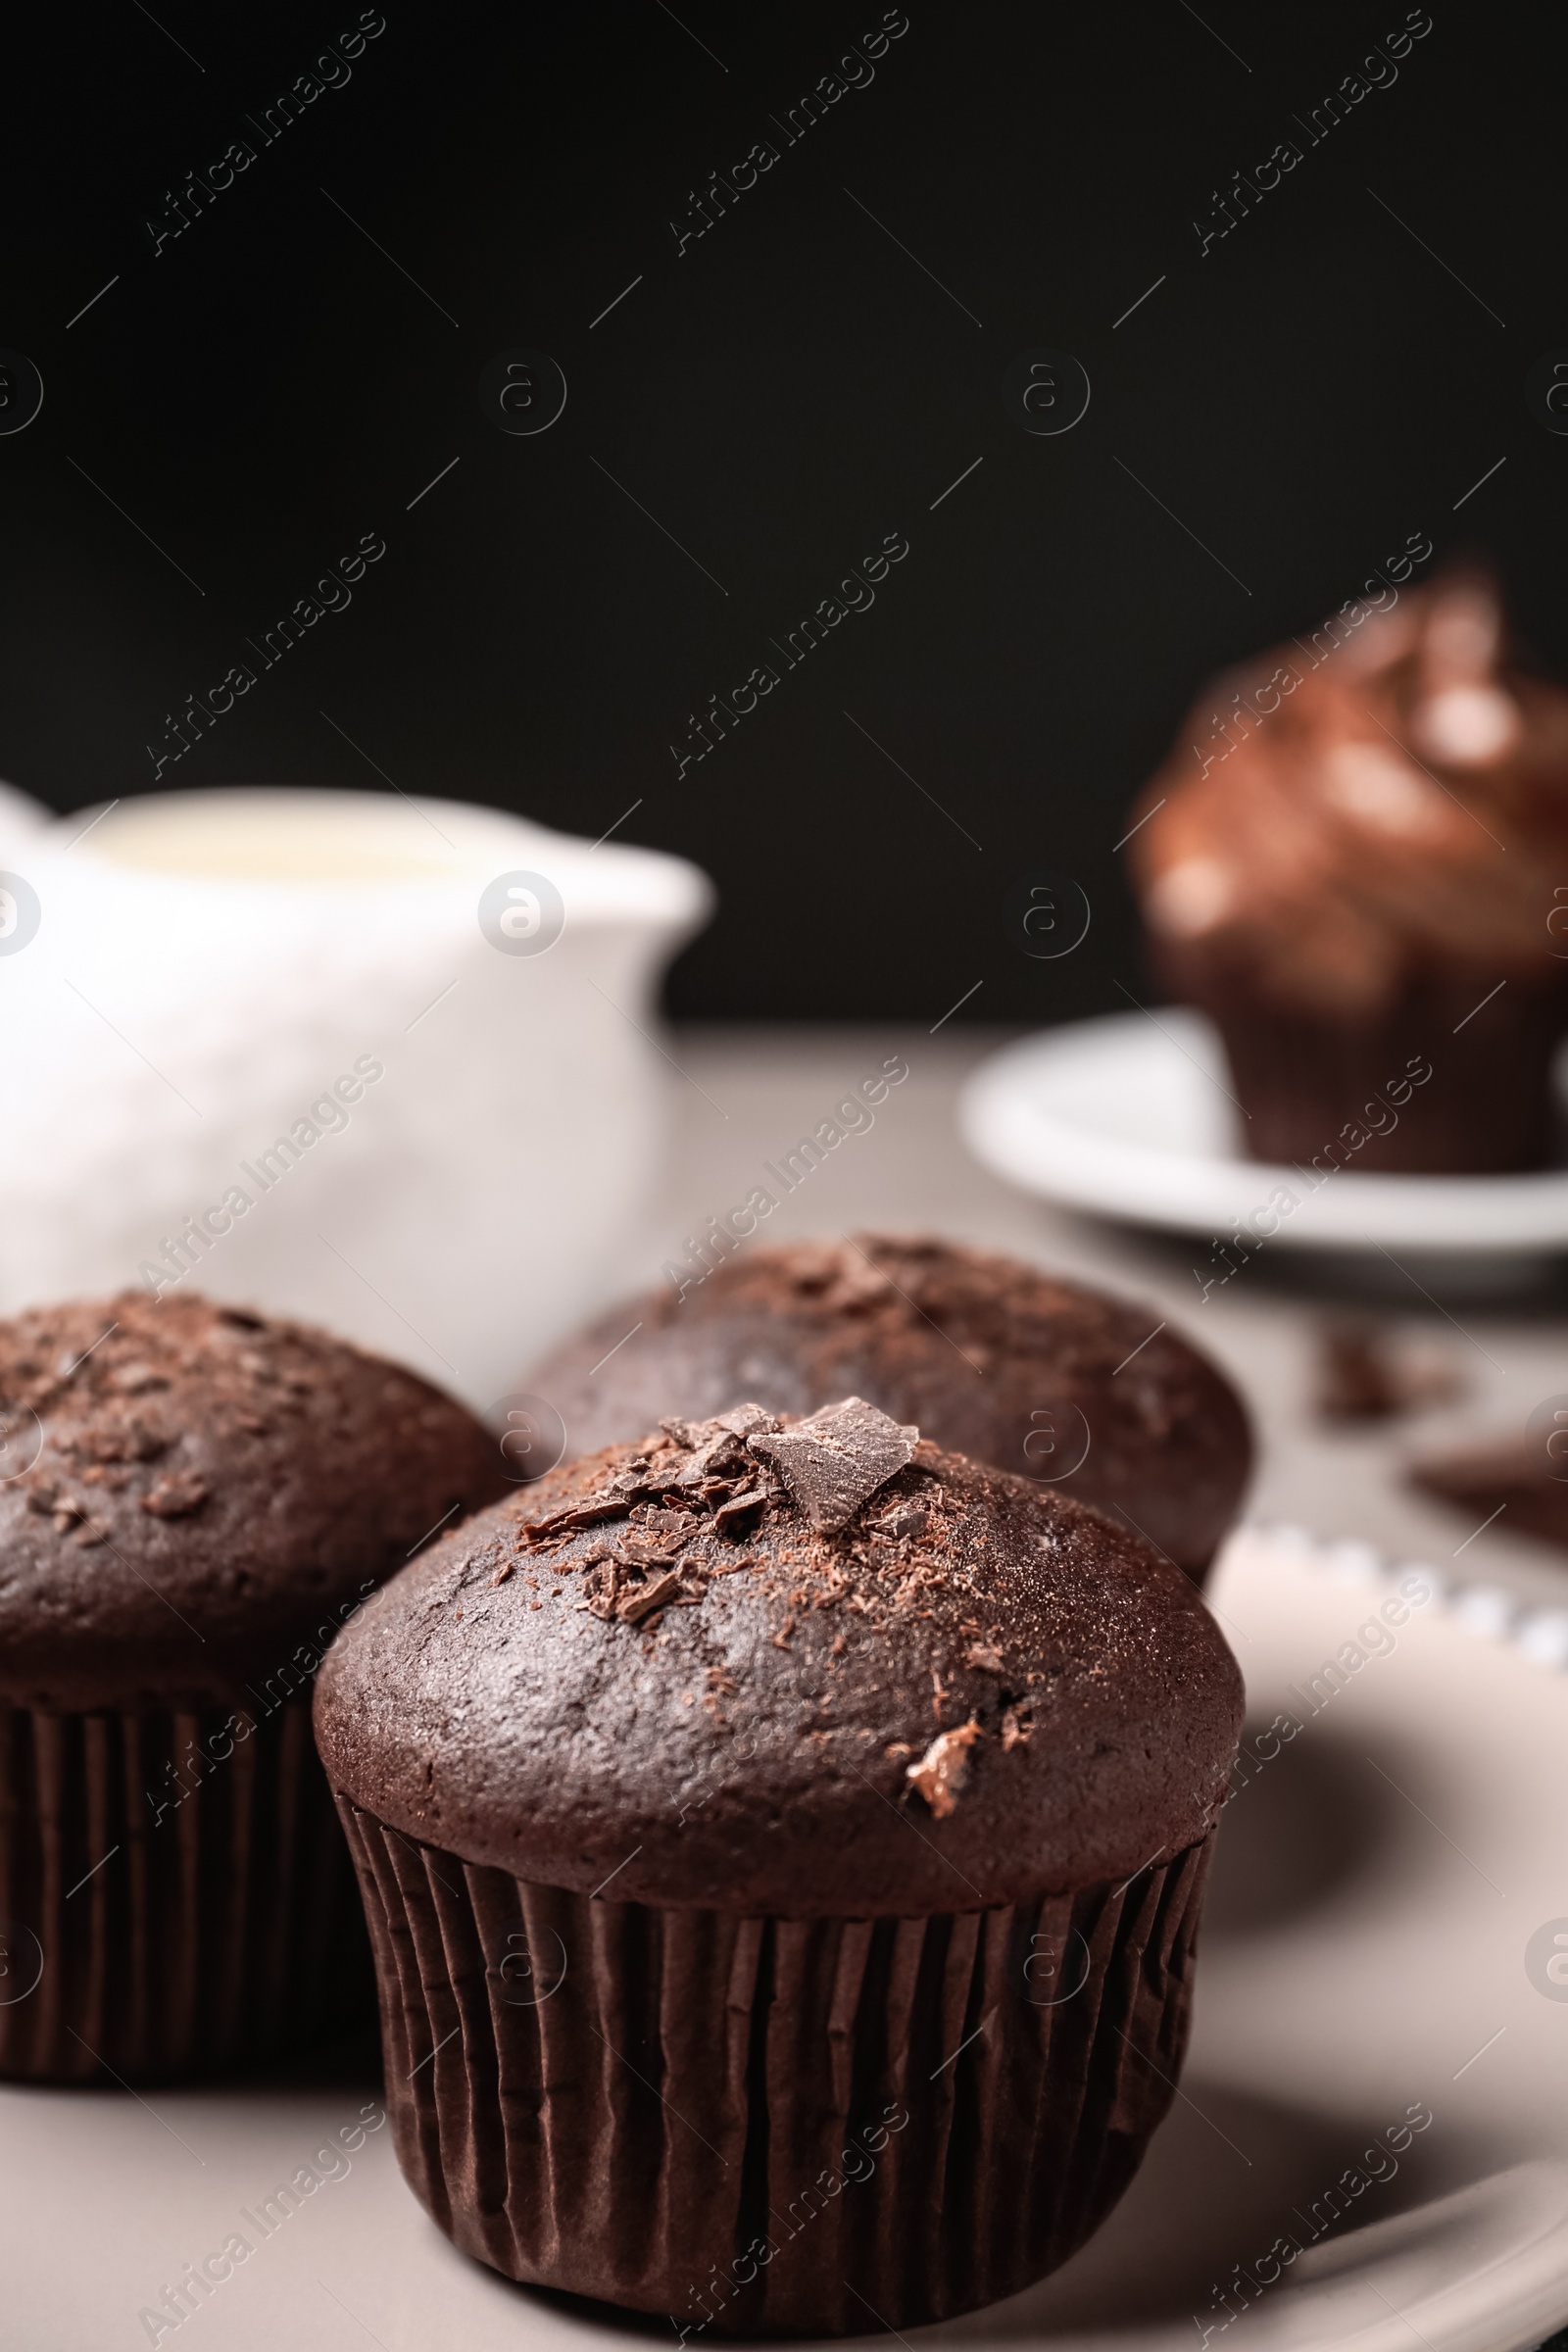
[[1409, 1432, 1568, 1550]]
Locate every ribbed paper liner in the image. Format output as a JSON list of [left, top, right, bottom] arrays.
[[337, 1796, 1211, 2336], [1199, 978, 1566, 1175], [0, 1699, 369, 2082]]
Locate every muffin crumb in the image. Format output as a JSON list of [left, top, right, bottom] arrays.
[[907, 1720, 983, 1818]]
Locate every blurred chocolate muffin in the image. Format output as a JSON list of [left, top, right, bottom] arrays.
[[316, 1397, 1242, 2333], [0, 1292, 508, 2082], [1130, 567, 1568, 1172], [524, 1236, 1250, 1583]]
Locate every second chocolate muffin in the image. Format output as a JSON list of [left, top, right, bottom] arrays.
[[0, 1292, 508, 2082], [315, 1396, 1243, 2335], [524, 1237, 1250, 1582]]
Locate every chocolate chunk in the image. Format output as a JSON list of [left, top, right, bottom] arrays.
[[748, 1396, 918, 1531], [1407, 1434, 1568, 1550], [139, 1471, 210, 1519], [611, 1531, 680, 1570], [879, 1502, 927, 1541], [714, 1403, 780, 1439], [663, 1404, 779, 1448], [906, 1719, 982, 1817], [964, 1642, 1004, 1672], [1316, 1321, 1462, 1424], [68, 1415, 171, 1464], [672, 1432, 746, 1487], [782, 1241, 896, 1308], [662, 1406, 781, 1491]]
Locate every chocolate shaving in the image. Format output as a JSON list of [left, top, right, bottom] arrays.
[[639, 1506, 697, 1538], [906, 1719, 982, 1818], [524, 1495, 634, 1540], [965, 1642, 1004, 1672], [617, 1569, 683, 1625], [574, 1556, 621, 1619], [747, 1396, 918, 1531], [611, 1531, 683, 1570]]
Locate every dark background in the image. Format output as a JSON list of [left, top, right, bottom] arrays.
[[1, 0, 1558, 1021]]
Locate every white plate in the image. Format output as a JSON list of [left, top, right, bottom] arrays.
[[3, 1526, 1567, 2351], [958, 1012, 1568, 1253]]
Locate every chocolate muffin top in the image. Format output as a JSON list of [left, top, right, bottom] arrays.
[[0, 1292, 510, 1712], [1131, 567, 1568, 1021], [314, 1398, 1243, 1915], [524, 1237, 1250, 1583]]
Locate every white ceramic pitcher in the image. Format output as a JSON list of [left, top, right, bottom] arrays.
[[0, 787, 711, 1410]]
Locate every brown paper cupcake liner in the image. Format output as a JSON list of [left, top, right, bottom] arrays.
[[1189, 972, 1567, 1175], [336, 1794, 1212, 2337], [0, 1698, 370, 2083]]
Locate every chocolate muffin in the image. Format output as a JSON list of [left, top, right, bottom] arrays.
[[1129, 566, 1568, 1172], [0, 1292, 508, 2083], [315, 1396, 1243, 2335], [524, 1236, 1250, 1584]]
